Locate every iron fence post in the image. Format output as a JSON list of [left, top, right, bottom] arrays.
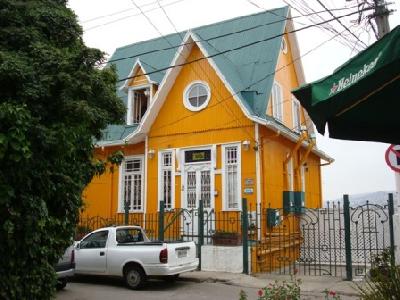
[[242, 198, 249, 274], [158, 201, 165, 241], [343, 194, 353, 281], [124, 200, 129, 225], [198, 200, 204, 270], [388, 193, 395, 265]]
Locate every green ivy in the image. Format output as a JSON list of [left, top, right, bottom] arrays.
[[0, 1, 125, 299]]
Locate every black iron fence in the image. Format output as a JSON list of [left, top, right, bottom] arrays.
[[253, 194, 396, 279], [76, 194, 396, 278]]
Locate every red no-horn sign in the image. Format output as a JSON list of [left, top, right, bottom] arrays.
[[385, 144, 400, 173]]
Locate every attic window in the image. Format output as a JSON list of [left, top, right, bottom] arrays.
[[183, 81, 210, 111], [127, 87, 150, 125]]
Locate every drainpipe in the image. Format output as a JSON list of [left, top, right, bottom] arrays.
[[143, 135, 149, 227], [255, 124, 262, 240]]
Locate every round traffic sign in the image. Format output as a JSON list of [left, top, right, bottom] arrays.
[[385, 144, 400, 173]]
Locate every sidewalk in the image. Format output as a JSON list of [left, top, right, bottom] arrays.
[[180, 271, 362, 299]]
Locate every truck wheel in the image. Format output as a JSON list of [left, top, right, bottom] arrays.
[[124, 266, 146, 289], [56, 278, 67, 290]]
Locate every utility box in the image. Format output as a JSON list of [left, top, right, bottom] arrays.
[[293, 191, 305, 214], [266, 208, 280, 227], [283, 191, 295, 214]]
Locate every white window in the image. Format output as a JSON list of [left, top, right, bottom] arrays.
[[127, 87, 150, 125], [120, 156, 144, 212], [222, 144, 241, 210], [158, 151, 175, 210], [292, 97, 301, 132], [287, 157, 294, 191], [183, 81, 211, 111], [271, 81, 283, 122]]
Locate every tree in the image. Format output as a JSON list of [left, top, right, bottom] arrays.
[[0, 1, 125, 298]]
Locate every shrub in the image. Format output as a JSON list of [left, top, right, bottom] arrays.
[[0, 1, 124, 298], [240, 275, 301, 300], [357, 249, 400, 299]]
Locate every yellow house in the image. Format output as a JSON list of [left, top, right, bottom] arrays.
[[82, 7, 332, 243]]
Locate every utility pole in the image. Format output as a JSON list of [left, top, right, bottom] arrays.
[[372, 0, 399, 265], [373, 0, 391, 38]]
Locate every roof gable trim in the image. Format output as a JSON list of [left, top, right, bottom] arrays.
[[123, 31, 262, 143], [119, 59, 157, 92]]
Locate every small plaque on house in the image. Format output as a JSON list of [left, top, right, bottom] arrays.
[[185, 149, 211, 163], [243, 188, 253, 195], [244, 178, 254, 186]]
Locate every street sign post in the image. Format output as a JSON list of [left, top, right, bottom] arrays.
[[385, 145, 400, 173]]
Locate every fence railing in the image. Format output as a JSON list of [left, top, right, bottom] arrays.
[[76, 194, 396, 278]]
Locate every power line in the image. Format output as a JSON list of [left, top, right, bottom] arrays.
[[82, 0, 177, 23], [148, 26, 346, 133], [103, 5, 368, 65], [283, 0, 365, 51], [155, 0, 257, 141], [314, 0, 368, 48], [116, 9, 369, 83], [133, 0, 256, 141], [85, 0, 186, 31]]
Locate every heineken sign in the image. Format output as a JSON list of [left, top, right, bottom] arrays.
[[329, 51, 382, 96]]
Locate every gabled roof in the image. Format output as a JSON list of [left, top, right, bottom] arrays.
[[97, 7, 294, 145], [109, 6, 289, 116], [98, 124, 138, 146]]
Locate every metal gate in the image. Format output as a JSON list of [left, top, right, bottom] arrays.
[[254, 194, 396, 279]]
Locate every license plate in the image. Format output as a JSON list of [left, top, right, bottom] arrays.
[[176, 249, 187, 258]]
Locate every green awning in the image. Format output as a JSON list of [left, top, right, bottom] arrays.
[[292, 25, 400, 144]]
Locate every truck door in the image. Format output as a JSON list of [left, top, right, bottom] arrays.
[[75, 230, 108, 274]]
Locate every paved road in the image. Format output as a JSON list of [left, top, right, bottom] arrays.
[[57, 276, 260, 300]]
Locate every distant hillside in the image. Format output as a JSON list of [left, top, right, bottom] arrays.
[[326, 191, 397, 207]]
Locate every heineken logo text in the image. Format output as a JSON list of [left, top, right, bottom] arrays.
[[329, 52, 382, 96]]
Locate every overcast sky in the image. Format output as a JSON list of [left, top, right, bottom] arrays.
[[68, 0, 400, 201]]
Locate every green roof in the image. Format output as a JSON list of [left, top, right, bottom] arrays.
[[102, 7, 290, 143], [98, 124, 138, 144]]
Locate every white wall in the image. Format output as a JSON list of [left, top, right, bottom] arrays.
[[201, 245, 244, 273], [394, 213, 400, 265]]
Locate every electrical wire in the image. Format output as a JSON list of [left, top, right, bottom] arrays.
[[103, 5, 370, 65], [136, 0, 257, 141], [313, 0, 367, 48], [148, 26, 347, 133], [82, 0, 179, 23], [283, 0, 365, 52], [85, 0, 187, 31], [116, 9, 370, 83]]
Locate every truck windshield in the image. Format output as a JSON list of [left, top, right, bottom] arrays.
[[116, 228, 147, 243]]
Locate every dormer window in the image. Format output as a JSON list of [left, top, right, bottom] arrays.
[[127, 87, 150, 125]]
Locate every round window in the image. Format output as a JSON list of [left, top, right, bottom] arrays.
[[183, 81, 210, 111]]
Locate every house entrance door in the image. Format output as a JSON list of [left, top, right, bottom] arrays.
[[182, 163, 214, 241]]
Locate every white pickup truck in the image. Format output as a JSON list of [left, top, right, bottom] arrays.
[[74, 226, 198, 289]]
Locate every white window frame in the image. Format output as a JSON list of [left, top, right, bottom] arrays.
[[221, 143, 242, 211], [158, 150, 175, 210], [292, 96, 301, 133], [287, 157, 294, 191], [118, 155, 145, 213], [271, 81, 284, 122], [183, 80, 211, 112], [126, 84, 152, 125]]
